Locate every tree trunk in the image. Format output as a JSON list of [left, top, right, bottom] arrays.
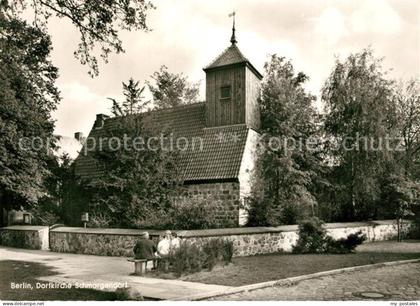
[[350, 158, 356, 219], [0, 191, 5, 227], [0, 208, 4, 227], [397, 218, 401, 242]]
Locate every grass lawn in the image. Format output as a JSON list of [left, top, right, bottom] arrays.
[[148, 241, 420, 287], [0, 260, 123, 301]]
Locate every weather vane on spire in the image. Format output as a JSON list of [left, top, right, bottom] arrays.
[[229, 11, 237, 44]]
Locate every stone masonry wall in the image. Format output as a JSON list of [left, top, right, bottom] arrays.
[[183, 221, 411, 257], [43, 220, 412, 258], [182, 182, 240, 228], [183, 230, 299, 256], [49, 227, 163, 257], [0, 226, 49, 250]]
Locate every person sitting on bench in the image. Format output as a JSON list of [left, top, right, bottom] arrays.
[[133, 232, 156, 270], [156, 230, 173, 271], [157, 230, 172, 257]]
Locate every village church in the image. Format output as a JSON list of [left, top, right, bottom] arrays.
[[74, 20, 262, 227]]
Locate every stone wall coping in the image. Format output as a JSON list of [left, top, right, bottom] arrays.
[[46, 220, 401, 238], [177, 226, 290, 237], [370, 219, 400, 225], [0, 225, 49, 232], [323, 220, 396, 229], [50, 227, 166, 236], [176, 220, 401, 238]]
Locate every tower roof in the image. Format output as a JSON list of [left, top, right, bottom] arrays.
[[203, 44, 263, 79], [204, 13, 263, 78], [204, 44, 247, 69]]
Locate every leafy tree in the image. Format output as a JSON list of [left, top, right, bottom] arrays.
[[108, 78, 149, 116], [0, 0, 155, 225], [30, 153, 77, 225], [322, 48, 397, 220], [148, 65, 200, 109], [87, 78, 181, 228], [2, 0, 155, 76], [380, 171, 419, 241], [0, 14, 59, 225], [394, 79, 420, 179], [247, 55, 321, 226]]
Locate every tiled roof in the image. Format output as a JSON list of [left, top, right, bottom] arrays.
[[74, 103, 249, 182], [181, 124, 248, 181], [204, 44, 248, 70]]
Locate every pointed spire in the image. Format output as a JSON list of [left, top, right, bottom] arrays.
[[229, 11, 237, 44]]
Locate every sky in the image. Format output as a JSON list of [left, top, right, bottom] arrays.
[[35, 0, 420, 138]]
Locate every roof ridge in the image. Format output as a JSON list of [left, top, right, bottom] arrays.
[[203, 123, 247, 131], [105, 102, 205, 122], [150, 101, 205, 114]]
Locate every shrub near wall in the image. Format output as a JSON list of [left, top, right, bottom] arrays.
[[166, 239, 234, 276]]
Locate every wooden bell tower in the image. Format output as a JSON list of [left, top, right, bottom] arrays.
[[203, 14, 262, 130]]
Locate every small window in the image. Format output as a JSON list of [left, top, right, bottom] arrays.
[[220, 86, 231, 99]]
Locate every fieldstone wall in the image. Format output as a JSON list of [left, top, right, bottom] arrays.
[[1, 220, 410, 256], [326, 220, 410, 242], [182, 182, 240, 227], [181, 228, 299, 256], [45, 220, 411, 257], [0, 226, 49, 250], [49, 227, 163, 257], [180, 220, 411, 256]]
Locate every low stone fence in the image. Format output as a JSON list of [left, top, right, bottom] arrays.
[[0, 225, 49, 250], [49, 227, 163, 257], [45, 220, 411, 257], [178, 220, 410, 256], [0, 220, 410, 257]]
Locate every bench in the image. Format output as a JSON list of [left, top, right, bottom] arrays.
[[127, 258, 148, 275], [127, 257, 170, 275]]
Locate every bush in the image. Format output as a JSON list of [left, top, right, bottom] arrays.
[[88, 212, 112, 228], [86, 196, 227, 230], [30, 200, 61, 226], [325, 231, 367, 254], [293, 217, 327, 254], [408, 221, 420, 239], [165, 238, 234, 276], [170, 197, 220, 230], [293, 218, 366, 254], [246, 195, 311, 227], [246, 197, 271, 227], [169, 242, 204, 276], [279, 203, 304, 225], [202, 239, 234, 270], [128, 208, 172, 230]]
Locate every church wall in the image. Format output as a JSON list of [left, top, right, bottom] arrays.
[[182, 182, 241, 228], [238, 128, 260, 225]]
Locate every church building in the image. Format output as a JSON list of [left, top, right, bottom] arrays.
[[74, 21, 262, 227]]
